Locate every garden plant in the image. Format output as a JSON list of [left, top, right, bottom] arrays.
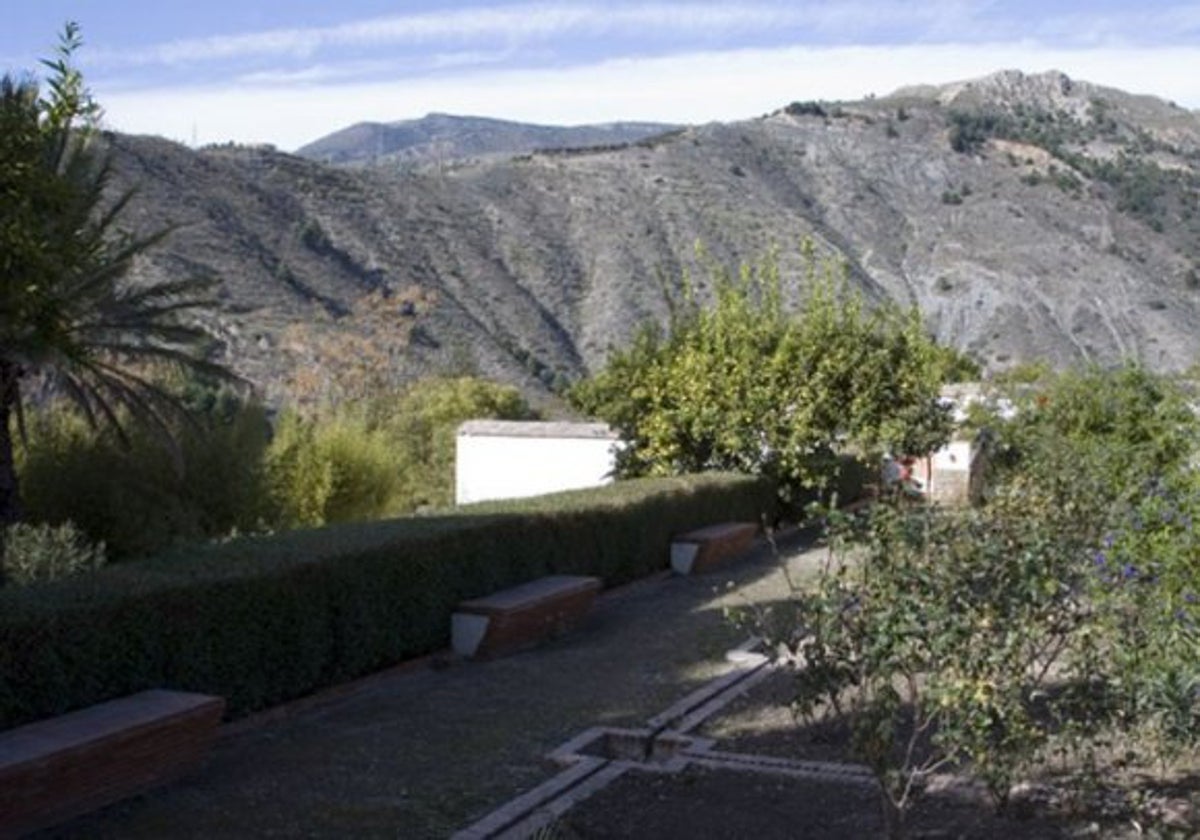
[[741, 364, 1200, 837]]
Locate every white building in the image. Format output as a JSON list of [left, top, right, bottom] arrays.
[[455, 420, 621, 505]]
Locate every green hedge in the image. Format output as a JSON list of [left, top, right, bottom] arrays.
[[0, 473, 773, 728]]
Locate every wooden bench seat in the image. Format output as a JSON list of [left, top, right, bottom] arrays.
[[452, 575, 602, 659], [0, 690, 225, 837], [670, 522, 758, 575]]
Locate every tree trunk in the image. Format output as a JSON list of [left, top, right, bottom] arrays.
[[879, 787, 905, 840], [0, 361, 22, 581]]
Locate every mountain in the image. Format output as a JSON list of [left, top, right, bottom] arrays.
[[294, 113, 680, 167], [108, 70, 1200, 408]]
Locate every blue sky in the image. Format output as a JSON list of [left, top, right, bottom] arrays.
[[4, 1, 1200, 151]]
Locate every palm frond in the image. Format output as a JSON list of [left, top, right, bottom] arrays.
[[1, 36, 240, 503]]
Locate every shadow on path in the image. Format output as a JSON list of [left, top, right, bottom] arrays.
[[39, 530, 825, 840]]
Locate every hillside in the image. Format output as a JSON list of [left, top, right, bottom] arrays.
[[294, 113, 679, 167], [108, 69, 1200, 406]]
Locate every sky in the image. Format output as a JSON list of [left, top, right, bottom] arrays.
[[3, 1, 1200, 152]]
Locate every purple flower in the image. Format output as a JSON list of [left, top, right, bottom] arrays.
[[1121, 564, 1138, 580], [1094, 551, 1108, 567], [1185, 593, 1198, 604]]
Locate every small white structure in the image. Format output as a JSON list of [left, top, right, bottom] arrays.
[[884, 437, 986, 506], [922, 437, 987, 505], [455, 421, 621, 505]]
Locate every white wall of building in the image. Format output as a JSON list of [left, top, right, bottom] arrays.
[[930, 439, 976, 473], [455, 421, 621, 505]]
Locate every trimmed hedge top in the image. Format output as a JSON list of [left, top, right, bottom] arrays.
[[0, 473, 773, 728]]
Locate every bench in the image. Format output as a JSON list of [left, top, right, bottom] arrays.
[[0, 690, 225, 837], [670, 522, 758, 575], [452, 575, 603, 659]]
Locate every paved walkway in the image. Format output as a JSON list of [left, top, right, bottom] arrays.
[[42, 530, 823, 840]]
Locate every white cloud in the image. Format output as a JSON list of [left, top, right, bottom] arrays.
[[235, 60, 403, 86], [98, 42, 1200, 151], [1029, 6, 1200, 46], [429, 48, 521, 70], [90, 1, 987, 67]]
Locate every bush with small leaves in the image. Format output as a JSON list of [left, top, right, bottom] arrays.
[[738, 365, 1200, 836], [2, 521, 105, 586], [18, 390, 272, 559], [741, 489, 1090, 836]]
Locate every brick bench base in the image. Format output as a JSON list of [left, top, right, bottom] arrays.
[[671, 522, 758, 575], [0, 690, 225, 837], [452, 575, 602, 659]]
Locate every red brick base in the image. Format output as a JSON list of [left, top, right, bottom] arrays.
[[453, 575, 603, 659], [0, 690, 225, 837], [671, 522, 758, 575]]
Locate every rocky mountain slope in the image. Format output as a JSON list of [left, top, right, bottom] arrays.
[[109, 70, 1200, 406], [294, 113, 679, 167]]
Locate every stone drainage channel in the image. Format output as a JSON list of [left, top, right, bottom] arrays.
[[452, 640, 877, 839]]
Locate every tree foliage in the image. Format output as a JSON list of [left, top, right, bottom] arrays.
[[264, 376, 537, 529], [743, 365, 1200, 834], [0, 23, 232, 537], [989, 363, 1199, 517], [747, 495, 1091, 835], [370, 375, 537, 511], [16, 375, 536, 556], [16, 379, 271, 559], [570, 243, 957, 506]]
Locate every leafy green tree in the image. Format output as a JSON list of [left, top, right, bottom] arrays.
[[16, 386, 271, 559], [743, 498, 1086, 835], [0, 24, 231, 538], [570, 243, 956, 506], [984, 365, 1200, 762], [264, 377, 537, 527], [736, 365, 1200, 834], [990, 363, 1198, 519], [264, 409, 396, 529], [369, 376, 537, 511]]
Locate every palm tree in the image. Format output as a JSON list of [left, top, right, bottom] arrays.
[[0, 24, 234, 537]]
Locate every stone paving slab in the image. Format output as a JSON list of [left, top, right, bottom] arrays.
[[34, 529, 824, 840]]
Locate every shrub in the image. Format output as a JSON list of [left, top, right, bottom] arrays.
[[264, 377, 537, 527], [1087, 471, 1200, 753], [947, 110, 1008, 154], [0, 473, 773, 727], [1, 521, 106, 586], [742, 365, 1200, 832], [989, 363, 1199, 517], [742, 491, 1090, 834], [17, 394, 272, 559], [264, 410, 400, 528], [369, 377, 537, 511], [785, 101, 827, 118]]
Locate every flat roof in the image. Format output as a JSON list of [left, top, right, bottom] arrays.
[[457, 420, 620, 440]]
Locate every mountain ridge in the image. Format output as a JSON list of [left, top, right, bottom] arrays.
[[108, 69, 1200, 407], [295, 113, 681, 167]]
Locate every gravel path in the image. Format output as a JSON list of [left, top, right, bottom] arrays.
[[40, 530, 824, 839]]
